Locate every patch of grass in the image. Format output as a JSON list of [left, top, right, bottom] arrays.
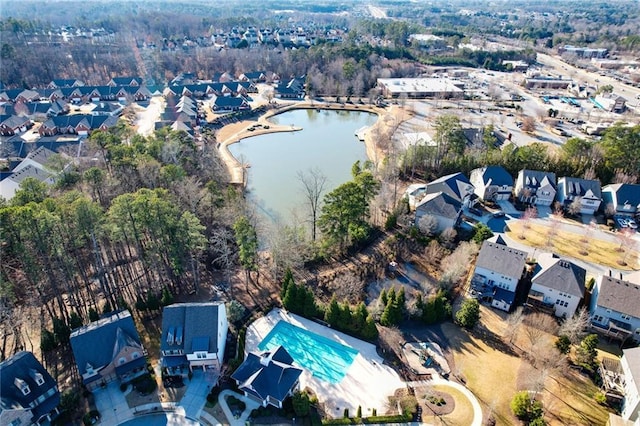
[[506, 222, 639, 270], [429, 385, 474, 426]]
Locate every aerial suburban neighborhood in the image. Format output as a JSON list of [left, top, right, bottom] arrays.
[[1, 1, 640, 426]]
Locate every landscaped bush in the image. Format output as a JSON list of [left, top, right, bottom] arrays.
[[132, 375, 157, 395], [82, 410, 100, 426], [206, 386, 221, 404], [321, 413, 412, 425]]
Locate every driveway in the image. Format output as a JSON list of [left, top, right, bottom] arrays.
[[179, 370, 214, 419], [94, 382, 133, 425], [496, 200, 520, 217]]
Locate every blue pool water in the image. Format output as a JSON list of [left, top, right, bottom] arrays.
[[119, 412, 199, 425], [258, 320, 359, 384]]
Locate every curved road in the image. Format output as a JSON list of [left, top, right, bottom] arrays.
[[407, 376, 483, 426]]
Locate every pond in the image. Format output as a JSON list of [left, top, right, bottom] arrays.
[[228, 108, 376, 225]]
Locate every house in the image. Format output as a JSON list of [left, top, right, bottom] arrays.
[[414, 192, 463, 234], [211, 96, 250, 112], [0, 351, 61, 426], [0, 147, 58, 201], [239, 71, 267, 83], [424, 172, 476, 207], [0, 115, 32, 136], [556, 177, 602, 215], [70, 310, 147, 391], [515, 169, 557, 206], [275, 76, 306, 99], [108, 77, 143, 87], [469, 165, 514, 202], [590, 274, 640, 343], [471, 241, 528, 312], [231, 346, 303, 408], [90, 102, 124, 116], [47, 79, 84, 89], [621, 347, 640, 422], [602, 184, 640, 217], [405, 183, 427, 210], [528, 253, 586, 318], [160, 302, 228, 377]]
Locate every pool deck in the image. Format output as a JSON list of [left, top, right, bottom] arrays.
[[246, 308, 404, 418]]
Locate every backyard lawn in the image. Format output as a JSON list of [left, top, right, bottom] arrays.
[[442, 306, 612, 425], [418, 384, 475, 426], [506, 221, 639, 270]]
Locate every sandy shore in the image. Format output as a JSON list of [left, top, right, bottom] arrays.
[[216, 101, 409, 185]]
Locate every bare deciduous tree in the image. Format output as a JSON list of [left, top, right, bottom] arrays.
[[558, 307, 590, 344], [417, 214, 439, 236], [297, 168, 328, 242], [504, 306, 525, 346], [423, 240, 447, 268], [439, 227, 457, 249], [440, 242, 479, 290]]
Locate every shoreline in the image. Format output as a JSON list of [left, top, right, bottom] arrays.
[[216, 101, 403, 185]]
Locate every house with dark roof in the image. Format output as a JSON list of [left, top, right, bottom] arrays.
[[239, 71, 267, 83], [515, 169, 557, 206], [0, 351, 61, 426], [469, 165, 514, 202], [590, 274, 640, 343], [602, 184, 640, 217], [414, 192, 463, 234], [90, 102, 124, 116], [275, 76, 306, 99], [0, 115, 31, 136], [556, 177, 602, 215], [108, 77, 143, 87], [47, 79, 84, 89], [70, 310, 147, 391], [160, 302, 228, 377], [212, 96, 250, 112], [471, 241, 528, 312], [424, 172, 476, 207], [528, 253, 586, 318], [621, 347, 640, 421], [231, 346, 303, 408]]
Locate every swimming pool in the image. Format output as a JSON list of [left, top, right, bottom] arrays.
[[119, 412, 200, 426], [258, 320, 359, 384]]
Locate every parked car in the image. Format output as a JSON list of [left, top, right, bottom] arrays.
[[493, 211, 506, 218], [627, 219, 638, 230]]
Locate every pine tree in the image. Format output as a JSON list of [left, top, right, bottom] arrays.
[[302, 289, 317, 318], [353, 302, 368, 332], [283, 283, 298, 311], [88, 308, 99, 322], [281, 268, 294, 300], [338, 303, 353, 331], [161, 287, 174, 306], [325, 296, 341, 327], [362, 316, 379, 340], [379, 288, 388, 307]]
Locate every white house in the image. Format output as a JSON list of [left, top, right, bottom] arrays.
[[515, 169, 557, 206], [471, 241, 528, 312], [590, 275, 640, 344], [160, 302, 228, 377], [528, 253, 586, 318], [621, 347, 640, 421], [556, 177, 602, 215], [414, 192, 462, 235]]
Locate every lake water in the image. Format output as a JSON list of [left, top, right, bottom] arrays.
[[229, 108, 376, 225]]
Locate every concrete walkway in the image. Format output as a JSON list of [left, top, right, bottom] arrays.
[[218, 389, 261, 426], [407, 376, 483, 426]]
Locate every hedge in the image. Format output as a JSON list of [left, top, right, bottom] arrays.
[[322, 413, 411, 425]]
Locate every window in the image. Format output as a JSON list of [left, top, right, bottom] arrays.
[[594, 315, 604, 322], [132, 352, 140, 359], [118, 357, 126, 365], [622, 314, 631, 320], [196, 352, 207, 359]]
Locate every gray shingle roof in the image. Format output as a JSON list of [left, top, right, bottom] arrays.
[[519, 169, 556, 189], [532, 254, 586, 298], [475, 241, 528, 279], [597, 276, 640, 318], [160, 303, 223, 354], [558, 177, 601, 199], [415, 191, 462, 220], [623, 347, 640, 390]]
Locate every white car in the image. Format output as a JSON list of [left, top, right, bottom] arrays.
[[627, 219, 638, 229]]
